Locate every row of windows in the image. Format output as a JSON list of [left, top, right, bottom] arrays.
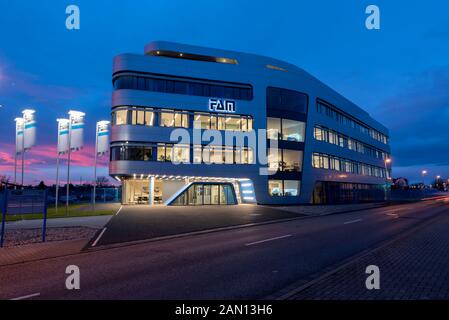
[[267, 87, 308, 114], [314, 126, 389, 160], [268, 149, 304, 173], [316, 100, 388, 144], [312, 153, 387, 178], [110, 144, 254, 165], [193, 113, 253, 131], [112, 107, 254, 132], [113, 75, 253, 100], [268, 180, 301, 197], [267, 117, 306, 142]]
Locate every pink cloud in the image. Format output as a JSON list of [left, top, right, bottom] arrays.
[[0, 142, 109, 184]]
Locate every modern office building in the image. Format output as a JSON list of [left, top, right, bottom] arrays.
[[110, 41, 391, 205]]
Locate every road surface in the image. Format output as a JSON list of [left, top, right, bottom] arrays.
[[0, 198, 448, 300]]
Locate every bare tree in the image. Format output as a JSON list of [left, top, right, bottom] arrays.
[[96, 176, 110, 187], [0, 175, 10, 185]]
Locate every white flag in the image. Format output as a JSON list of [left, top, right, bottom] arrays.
[[15, 118, 24, 154], [96, 121, 110, 155], [69, 111, 85, 151], [57, 119, 70, 155], [23, 110, 36, 150]]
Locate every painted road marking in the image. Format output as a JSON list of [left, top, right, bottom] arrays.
[[386, 213, 400, 218], [91, 227, 107, 247], [245, 234, 292, 246], [343, 219, 363, 225], [10, 292, 40, 300], [116, 205, 123, 216]]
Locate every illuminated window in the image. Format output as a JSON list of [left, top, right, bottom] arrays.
[[194, 113, 210, 129], [173, 145, 190, 163], [115, 110, 128, 125], [268, 180, 283, 197], [282, 119, 305, 142], [268, 180, 300, 197], [267, 117, 281, 140], [145, 111, 154, 126]]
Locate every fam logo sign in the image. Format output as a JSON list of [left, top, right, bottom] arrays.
[[209, 99, 236, 113]]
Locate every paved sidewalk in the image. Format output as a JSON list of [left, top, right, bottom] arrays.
[[4, 215, 112, 230], [290, 210, 449, 299], [0, 239, 87, 266], [270, 203, 386, 216]]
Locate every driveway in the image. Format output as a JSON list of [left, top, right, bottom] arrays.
[[93, 205, 305, 246]]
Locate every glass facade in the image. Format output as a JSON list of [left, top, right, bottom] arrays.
[[267, 87, 308, 114], [171, 183, 237, 205], [193, 113, 253, 131], [313, 181, 385, 204], [194, 145, 253, 165], [312, 152, 387, 178], [160, 110, 189, 128], [316, 99, 388, 144], [314, 126, 389, 160], [267, 117, 306, 142], [112, 106, 253, 132], [268, 149, 303, 172], [114, 75, 253, 100], [268, 180, 300, 197]]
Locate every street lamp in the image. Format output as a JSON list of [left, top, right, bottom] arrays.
[[421, 170, 428, 187], [383, 158, 392, 201]]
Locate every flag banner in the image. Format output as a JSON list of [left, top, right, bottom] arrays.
[[69, 112, 85, 151], [57, 119, 70, 155], [15, 118, 24, 154], [23, 110, 36, 150], [97, 121, 110, 155]]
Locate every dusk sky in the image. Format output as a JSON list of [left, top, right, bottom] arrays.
[[0, 0, 448, 185]]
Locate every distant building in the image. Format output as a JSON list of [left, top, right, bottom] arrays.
[[392, 177, 409, 189]]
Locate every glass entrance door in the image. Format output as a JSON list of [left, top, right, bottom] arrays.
[[170, 182, 237, 206]]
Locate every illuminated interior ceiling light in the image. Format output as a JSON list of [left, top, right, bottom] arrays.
[[241, 183, 252, 187], [242, 190, 253, 194], [243, 197, 255, 201]]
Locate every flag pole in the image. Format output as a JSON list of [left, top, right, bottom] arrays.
[[55, 151, 60, 214], [93, 122, 98, 212], [21, 124, 25, 190], [14, 151, 17, 190], [66, 117, 72, 217]]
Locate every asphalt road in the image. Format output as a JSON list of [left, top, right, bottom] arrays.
[[1, 198, 448, 300], [94, 204, 304, 246]]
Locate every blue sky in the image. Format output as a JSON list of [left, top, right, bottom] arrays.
[[0, 0, 448, 184]]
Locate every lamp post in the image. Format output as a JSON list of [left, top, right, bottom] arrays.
[[421, 170, 427, 187], [384, 158, 391, 201]]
